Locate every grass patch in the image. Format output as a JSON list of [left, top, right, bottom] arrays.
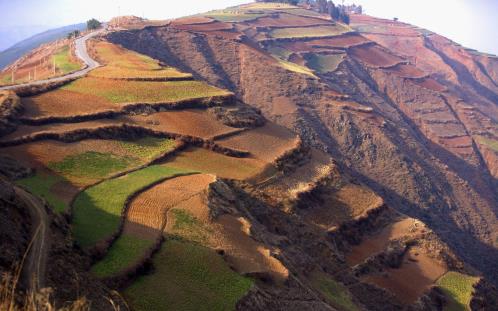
[[269, 25, 350, 39], [119, 137, 177, 160], [53, 45, 81, 73], [266, 44, 293, 61], [91, 234, 154, 278], [61, 78, 229, 103], [311, 272, 359, 311], [124, 238, 253, 311], [436, 272, 479, 311], [17, 173, 66, 213], [171, 209, 212, 244], [48, 151, 136, 183], [477, 136, 498, 152], [305, 53, 345, 73], [278, 8, 324, 17], [275, 57, 317, 77], [72, 165, 194, 248]]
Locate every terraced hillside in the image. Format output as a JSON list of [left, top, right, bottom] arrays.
[[106, 2, 498, 300], [2, 3, 498, 311]]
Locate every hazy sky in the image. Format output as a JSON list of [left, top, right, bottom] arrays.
[[0, 0, 496, 55]]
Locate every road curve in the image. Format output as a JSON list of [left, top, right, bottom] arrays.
[[0, 29, 104, 91], [15, 186, 50, 291]]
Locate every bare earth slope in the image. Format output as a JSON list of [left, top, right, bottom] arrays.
[[107, 7, 498, 286]]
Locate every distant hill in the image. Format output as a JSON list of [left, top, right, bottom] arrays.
[[0, 25, 53, 52], [0, 23, 86, 70]]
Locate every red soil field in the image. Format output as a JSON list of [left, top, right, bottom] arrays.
[[251, 13, 331, 28], [216, 122, 298, 163], [304, 182, 383, 230], [173, 21, 234, 32], [124, 109, 240, 140], [164, 147, 265, 180], [363, 247, 447, 304], [171, 16, 214, 25], [346, 218, 427, 266], [281, 33, 369, 53], [386, 63, 426, 79], [22, 90, 119, 119], [124, 174, 215, 239], [349, 44, 405, 68]]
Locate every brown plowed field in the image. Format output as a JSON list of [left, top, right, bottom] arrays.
[[124, 174, 215, 239], [349, 44, 405, 68], [363, 247, 447, 304], [412, 77, 446, 92], [173, 21, 234, 32], [164, 147, 265, 180], [216, 122, 298, 163], [171, 16, 214, 25], [164, 192, 289, 284], [346, 218, 427, 266], [22, 90, 119, 119], [386, 63, 426, 78], [305, 183, 384, 230], [251, 13, 331, 28], [0, 119, 124, 142], [125, 109, 238, 139]]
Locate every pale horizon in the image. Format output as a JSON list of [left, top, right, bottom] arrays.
[[0, 0, 497, 55]]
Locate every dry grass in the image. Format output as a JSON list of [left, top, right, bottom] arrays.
[[61, 78, 229, 103], [89, 41, 191, 80], [269, 25, 350, 39]]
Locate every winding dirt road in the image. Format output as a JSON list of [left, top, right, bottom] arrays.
[[0, 28, 104, 91], [15, 186, 50, 291]]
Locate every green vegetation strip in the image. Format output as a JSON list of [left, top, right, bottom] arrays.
[[72, 165, 194, 248], [436, 272, 479, 311], [91, 234, 154, 277], [49, 151, 136, 182], [205, 12, 265, 22], [305, 53, 345, 74], [54, 45, 81, 73], [61, 78, 229, 104], [311, 273, 359, 311], [17, 173, 66, 213], [124, 238, 253, 311], [477, 136, 498, 152]]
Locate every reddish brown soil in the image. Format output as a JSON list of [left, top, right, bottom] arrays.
[[412, 77, 446, 92], [22, 90, 118, 119], [251, 13, 331, 28], [171, 16, 214, 25], [363, 247, 447, 304], [349, 44, 405, 68], [125, 109, 239, 140], [173, 21, 234, 32], [216, 122, 298, 163], [386, 63, 426, 78], [347, 218, 427, 266], [124, 174, 215, 239]]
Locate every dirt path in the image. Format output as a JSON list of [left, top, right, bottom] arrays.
[[15, 186, 50, 292]]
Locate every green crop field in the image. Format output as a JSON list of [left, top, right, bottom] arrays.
[[61, 78, 229, 103], [266, 44, 293, 61], [119, 137, 177, 160], [48, 151, 136, 184], [311, 273, 359, 311], [436, 272, 479, 311], [305, 53, 345, 73], [124, 238, 253, 311], [269, 25, 350, 39], [170, 209, 213, 244], [17, 173, 67, 213], [91, 234, 154, 278], [72, 165, 195, 248], [53, 45, 81, 73]]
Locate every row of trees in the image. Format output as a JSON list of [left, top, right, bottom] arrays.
[[66, 30, 81, 39]]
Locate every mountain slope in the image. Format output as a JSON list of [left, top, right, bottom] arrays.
[[107, 3, 498, 287], [0, 23, 86, 70]]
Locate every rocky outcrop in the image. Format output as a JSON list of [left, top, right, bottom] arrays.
[[0, 90, 22, 137]]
